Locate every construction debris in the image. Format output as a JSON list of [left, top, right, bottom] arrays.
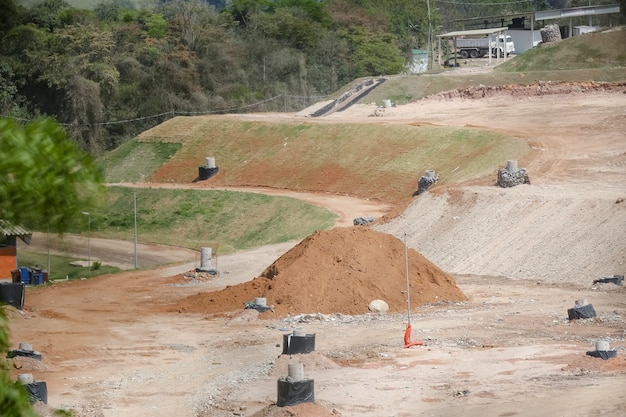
[[353, 217, 374, 226]]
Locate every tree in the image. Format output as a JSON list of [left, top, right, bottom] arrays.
[[0, 118, 105, 233], [0, 60, 31, 119], [23, 0, 70, 32], [0, 0, 19, 36], [352, 37, 406, 76]]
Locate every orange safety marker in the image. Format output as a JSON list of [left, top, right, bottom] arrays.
[[403, 233, 423, 349], [403, 323, 423, 349]]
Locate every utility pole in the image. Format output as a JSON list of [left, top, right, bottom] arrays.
[[134, 190, 138, 269], [427, 0, 433, 70], [82, 212, 91, 277]]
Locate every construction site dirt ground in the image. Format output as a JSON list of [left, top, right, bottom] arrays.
[[6, 79, 626, 417]]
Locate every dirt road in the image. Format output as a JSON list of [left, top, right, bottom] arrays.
[[7, 81, 626, 417]]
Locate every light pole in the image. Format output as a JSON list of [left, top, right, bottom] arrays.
[[134, 190, 138, 269], [82, 212, 91, 277]]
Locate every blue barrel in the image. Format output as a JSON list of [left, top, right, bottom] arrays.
[[31, 273, 43, 286], [20, 267, 31, 284]]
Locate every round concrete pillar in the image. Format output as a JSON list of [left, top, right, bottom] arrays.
[[288, 363, 304, 381], [506, 160, 518, 171], [200, 247, 212, 270]]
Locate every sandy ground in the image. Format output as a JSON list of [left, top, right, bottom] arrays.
[[6, 76, 626, 417]]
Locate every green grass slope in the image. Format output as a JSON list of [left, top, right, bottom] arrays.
[[498, 29, 626, 72], [137, 118, 528, 206]]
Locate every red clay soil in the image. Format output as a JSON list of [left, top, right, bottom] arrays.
[[249, 402, 338, 417], [163, 227, 467, 317]]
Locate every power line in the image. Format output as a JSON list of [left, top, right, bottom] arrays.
[[1, 93, 329, 128]]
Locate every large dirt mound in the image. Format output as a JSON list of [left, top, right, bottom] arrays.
[[169, 227, 466, 317]]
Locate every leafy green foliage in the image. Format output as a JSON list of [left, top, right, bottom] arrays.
[[93, 187, 337, 253], [0, 118, 105, 232], [0, 59, 32, 119], [0, 0, 20, 36], [352, 38, 405, 76], [24, 0, 71, 32]]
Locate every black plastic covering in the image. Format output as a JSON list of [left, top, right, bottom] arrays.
[[0, 282, 25, 309], [245, 302, 272, 313], [593, 275, 624, 286], [198, 166, 219, 180], [24, 381, 48, 404], [567, 304, 597, 320], [586, 350, 617, 360], [8, 349, 42, 361], [276, 378, 314, 407], [282, 333, 315, 354]]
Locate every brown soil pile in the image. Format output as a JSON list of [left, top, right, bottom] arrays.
[[169, 227, 466, 317], [269, 352, 341, 379]]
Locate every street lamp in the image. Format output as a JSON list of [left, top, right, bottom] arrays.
[[82, 212, 91, 277]]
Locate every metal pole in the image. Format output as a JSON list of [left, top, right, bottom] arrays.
[[134, 190, 138, 269], [427, 0, 432, 70], [47, 225, 51, 276], [404, 232, 411, 326], [82, 212, 91, 277]]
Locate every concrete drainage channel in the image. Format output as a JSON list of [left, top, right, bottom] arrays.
[[310, 78, 386, 117]]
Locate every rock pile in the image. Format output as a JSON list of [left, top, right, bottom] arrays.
[[497, 160, 530, 188], [541, 24, 561, 43], [353, 217, 374, 226]]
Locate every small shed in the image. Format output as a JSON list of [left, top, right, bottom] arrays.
[[409, 49, 430, 73], [0, 220, 32, 279], [436, 27, 511, 67]]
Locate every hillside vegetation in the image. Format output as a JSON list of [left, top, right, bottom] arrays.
[[4, 0, 623, 154]]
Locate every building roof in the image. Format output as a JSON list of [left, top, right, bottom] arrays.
[[535, 4, 620, 21], [0, 220, 32, 244], [437, 27, 509, 38]]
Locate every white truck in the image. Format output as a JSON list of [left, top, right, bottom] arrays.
[[455, 35, 515, 59]]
